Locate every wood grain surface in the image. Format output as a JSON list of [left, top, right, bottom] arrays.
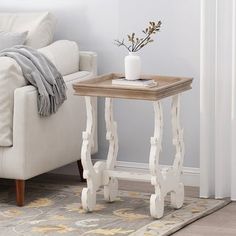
[[73, 73, 193, 100]]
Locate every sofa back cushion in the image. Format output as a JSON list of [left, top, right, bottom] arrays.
[[0, 12, 56, 49], [0, 31, 28, 51], [38, 40, 79, 76]]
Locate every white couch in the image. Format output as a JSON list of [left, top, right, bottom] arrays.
[[0, 12, 98, 206]]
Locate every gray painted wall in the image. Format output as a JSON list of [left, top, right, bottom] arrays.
[[0, 0, 200, 168]]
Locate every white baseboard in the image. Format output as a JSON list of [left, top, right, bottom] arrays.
[[51, 160, 200, 187]]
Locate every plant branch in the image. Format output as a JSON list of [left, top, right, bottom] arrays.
[[114, 21, 162, 53], [114, 39, 131, 52], [133, 33, 152, 52]]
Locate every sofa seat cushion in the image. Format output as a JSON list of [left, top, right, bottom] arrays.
[[0, 12, 56, 49], [63, 71, 91, 83]]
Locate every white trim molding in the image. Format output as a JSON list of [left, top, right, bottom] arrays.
[[52, 160, 200, 187]]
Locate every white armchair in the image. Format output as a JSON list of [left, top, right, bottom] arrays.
[[0, 12, 98, 206]]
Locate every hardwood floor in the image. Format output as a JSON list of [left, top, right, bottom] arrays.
[[173, 202, 236, 236], [119, 179, 235, 235], [6, 174, 235, 236]]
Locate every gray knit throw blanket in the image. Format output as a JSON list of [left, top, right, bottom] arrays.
[[0, 45, 67, 116]]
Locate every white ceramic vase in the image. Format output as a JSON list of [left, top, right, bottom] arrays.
[[125, 52, 141, 80]]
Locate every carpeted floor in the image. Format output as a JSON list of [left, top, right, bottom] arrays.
[[0, 175, 229, 236]]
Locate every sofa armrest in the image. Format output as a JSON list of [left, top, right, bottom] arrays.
[[7, 74, 97, 179], [79, 51, 97, 75]]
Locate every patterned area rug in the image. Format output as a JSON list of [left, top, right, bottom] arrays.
[[0, 178, 229, 236]]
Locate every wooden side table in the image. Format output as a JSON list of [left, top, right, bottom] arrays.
[[73, 73, 193, 219]]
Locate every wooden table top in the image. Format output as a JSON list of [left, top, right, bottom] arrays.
[[73, 73, 193, 101]]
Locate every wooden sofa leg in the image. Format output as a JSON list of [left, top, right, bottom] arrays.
[[15, 180, 25, 206], [77, 160, 86, 182]]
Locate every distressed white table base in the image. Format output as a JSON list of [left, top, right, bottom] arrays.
[[81, 95, 185, 219]]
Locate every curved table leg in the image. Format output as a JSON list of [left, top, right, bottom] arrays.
[[81, 96, 106, 212], [149, 100, 164, 218], [104, 98, 119, 202], [149, 94, 185, 218], [170, 94, 185, 209]]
